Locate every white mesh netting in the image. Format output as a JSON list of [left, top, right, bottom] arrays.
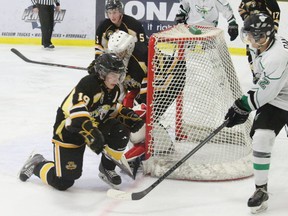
[[143, 24, 253, 181]]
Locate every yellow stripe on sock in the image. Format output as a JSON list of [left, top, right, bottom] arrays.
[[40, 162, 54, 185]]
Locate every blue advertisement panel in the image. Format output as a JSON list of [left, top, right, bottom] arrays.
[[96, 0, 179, 36]]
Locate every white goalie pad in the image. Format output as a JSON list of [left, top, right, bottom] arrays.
[[130, 123, 146, 144], [152, 123, 174, 154], [130, 103, 147, 144]]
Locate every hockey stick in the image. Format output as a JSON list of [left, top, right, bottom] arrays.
[[10, 48, 87, 71], [102, 149, 135, 180], [107, 119, 229, 200], [285, 124, 288, 137]]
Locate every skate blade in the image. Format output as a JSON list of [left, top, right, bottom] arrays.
[[250, 201, 268, 214], [18, 151, 36, 181], [98, 173, 119, 190]]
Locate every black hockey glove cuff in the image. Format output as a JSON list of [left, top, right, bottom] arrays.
[[87, 59, 96, 75], [228, 21, 239, 41], [79, 120, 105, 154], [118, 107, 144, 133], [175, 13, 187, 24], [225, 99, 250, 128]]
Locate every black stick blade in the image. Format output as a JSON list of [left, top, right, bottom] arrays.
[[10, 48, 87, 71]]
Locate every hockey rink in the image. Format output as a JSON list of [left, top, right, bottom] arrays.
[[1, 44, 288, 216]]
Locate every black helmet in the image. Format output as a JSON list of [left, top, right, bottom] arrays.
[[94, 52, 126, 82], [242, 13, 274, 42], [105, 0, 124, 13]]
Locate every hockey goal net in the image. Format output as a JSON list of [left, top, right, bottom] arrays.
[[143, 24, 253, 181]]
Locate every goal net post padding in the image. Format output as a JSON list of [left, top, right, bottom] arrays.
[[143, 24, 253, 181]]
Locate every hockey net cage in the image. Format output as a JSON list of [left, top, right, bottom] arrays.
[[143, 24, 253, 181]]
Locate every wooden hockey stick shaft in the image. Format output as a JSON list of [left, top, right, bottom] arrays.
[[107, 119, 229, 200], [11, 48, 87, 71]]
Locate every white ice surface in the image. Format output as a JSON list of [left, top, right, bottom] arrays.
[[0, 44, 288, 216]]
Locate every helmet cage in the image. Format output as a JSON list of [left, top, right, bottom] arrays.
[[240, 28, 268, 44], [241, 13, 275, 45], [94, 53, 126, 83]]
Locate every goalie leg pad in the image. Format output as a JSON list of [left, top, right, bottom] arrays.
[[125, 142, 145, 161], [129, 103, 147, 143], [152, 123, 175, 155], [130, 123, 145, 144]]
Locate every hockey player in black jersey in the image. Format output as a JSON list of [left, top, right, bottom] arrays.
[[87, 0, 148, 106], [239, 0, 280, 32], [19, 53, 144, 189], [104, 30, 186, 173], [106, 30, 148, 173], [238, 0, 281, 84], [91, 0, 147, 60], [107, 30, 148, 108]]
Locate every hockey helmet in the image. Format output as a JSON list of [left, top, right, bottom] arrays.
[[94, 52, 126, 83], [108, 30, 136, 59], [241, 13, 274, 44], [105, 0, 124, 14]]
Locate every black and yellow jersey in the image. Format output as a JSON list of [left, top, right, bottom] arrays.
[[238, 0, 280, 32], [95, 14, 148, 59], [123, 41, 148, 91], [53, 74, 121, 143]]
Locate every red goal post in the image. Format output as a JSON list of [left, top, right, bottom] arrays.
[[144, 24, 253, 181]]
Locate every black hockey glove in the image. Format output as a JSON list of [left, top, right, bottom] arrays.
[[175, 13, 186, 24], [228, 21, 239, 41], [87, 59, 96, 75], [225, 99, 250, 128], [118, 107, 144, 133], [79, 120, 105, 154]]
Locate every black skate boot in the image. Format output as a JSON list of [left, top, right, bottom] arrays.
[[19, 153, 46, 182], [98, 162, 121, 188], [247, 185, 269, 214]]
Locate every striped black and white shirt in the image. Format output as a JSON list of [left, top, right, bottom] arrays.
[[31, 0, 60, 6]]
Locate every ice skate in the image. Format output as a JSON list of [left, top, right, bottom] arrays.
[[98, 162, 121, 188], [43, 44, 55, 50], [247, 187, 269, 214], [19, 153, 46, 182]]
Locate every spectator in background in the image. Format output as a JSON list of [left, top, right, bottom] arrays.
[[31, 0, 61, 49]]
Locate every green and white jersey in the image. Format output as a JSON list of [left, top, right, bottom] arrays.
[[243, 35, 288, 111], [178, 0, 235, 27]]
